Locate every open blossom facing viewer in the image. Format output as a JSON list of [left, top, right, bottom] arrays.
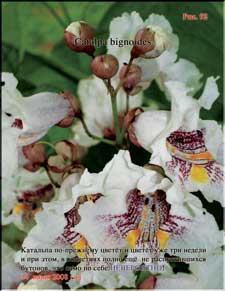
[[72, 151, 222, 258]]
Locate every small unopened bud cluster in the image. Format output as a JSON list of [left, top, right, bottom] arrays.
[[64, 21, 120, 80], [47, 140, 85, 185]]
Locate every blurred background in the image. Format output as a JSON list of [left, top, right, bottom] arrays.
[[2, 1, 223, 263]]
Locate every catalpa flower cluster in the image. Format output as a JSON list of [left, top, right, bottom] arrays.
[[2, 11, 223, 290]]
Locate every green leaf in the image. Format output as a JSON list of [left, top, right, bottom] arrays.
[[2, 223, 26, 251], [3, 43, 76, 95], [49, 41, 92, 80], [3, 2, 31, 63]]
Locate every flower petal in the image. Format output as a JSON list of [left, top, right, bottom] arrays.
[[164, 193, 223, 257], [198, 76, 220, 110], [189, 248, 223, 289], [155, 273, 198, 289], [133, 110, 170, 152], [68, 266, 136, 289], [107, 11, 143, 65], [72, 150, 165, 215], [198, 119, 223, 163], [2, 242, 25, 289], [144, 14, 179, 55], [157, 58, 203, 95], [15, 200, 74, 270], [164, 80, 200, 130], [19, 92, 70, 145], [2, 128, 19, 178]]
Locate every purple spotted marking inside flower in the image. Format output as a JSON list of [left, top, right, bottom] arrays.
[[16, 184, 54, 203], [166, 128, 223, 186], [9, 184, 54, 224], [12, 118, 23, 129], [57, 193, 102, 246], [166, 128, 207, 155], [95, 189, 191, 248]]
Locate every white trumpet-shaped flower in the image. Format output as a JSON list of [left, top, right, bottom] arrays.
[[71, 151, 222, 263], [133, 77, 223, 205], [2, 72, 71, 178], [107, 12, 202, 94]]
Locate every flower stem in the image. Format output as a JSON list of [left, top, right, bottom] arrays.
[[101, 57, 134, 146], [126, 92, 130, 113], [79, 117, 116, 145], [125, 57, 133, 76], [104, 79, 123, 145], [43, 164, 60, 188]]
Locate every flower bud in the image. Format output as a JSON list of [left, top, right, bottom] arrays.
[[47, 155, 65, 174], [91, 54, 119, 79], [131, 28, 155, 58], [64, 21, 95, 55], [23, 143, 45, 164], [57, 116, 74, 128], [57, 91, 81, 128], [23, 143, 45, 172], [123, 107, 144, 148], [131, 26, 169, 59], [55, 140, 85, 161], [119, 63, 142, 93]]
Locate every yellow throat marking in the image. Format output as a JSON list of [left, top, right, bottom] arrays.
[[190, 164, 209, 183]]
